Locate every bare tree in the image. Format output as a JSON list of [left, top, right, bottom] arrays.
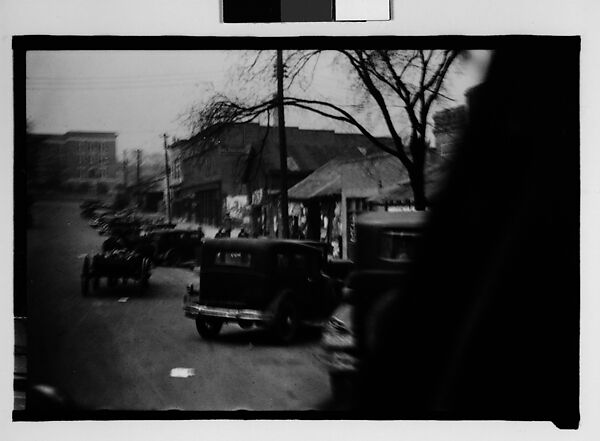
[[185, 49, 459, 210]]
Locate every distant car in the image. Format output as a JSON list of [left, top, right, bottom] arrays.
[[321, 211, 426, 401], [88, 209, 115, 228], [183, 239, 341, 343], [102, 217, 141, 237], [140, 222, 176, 235], [142, 229, 205, 266], [79, 199, 101, 211], [81, 202, 109, 219]]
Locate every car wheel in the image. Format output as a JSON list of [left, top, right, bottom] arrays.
[[164, 249, 181, 267], [270, 295, 299, 344], [81, 256, 90, 296], [363, 290, 399, 358], [195, 317, 223, 339]]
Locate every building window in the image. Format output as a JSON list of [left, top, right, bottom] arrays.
[[172, 158, 181, 181]]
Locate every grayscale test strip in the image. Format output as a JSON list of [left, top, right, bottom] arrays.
[[222, 0, 390, 23]]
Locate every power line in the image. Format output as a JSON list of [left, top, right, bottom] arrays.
[[26, 83, 214, 91], [26, 81, 215, 91], [26, 71, 224, 81]]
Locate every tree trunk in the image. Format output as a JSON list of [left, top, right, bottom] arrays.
[[409, 166, 427, 211], [408, 136, 428, 211]]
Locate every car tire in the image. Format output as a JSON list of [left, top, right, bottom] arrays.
[[195, 317, 223, 339], [270, 294, 299, 344], [362, 290, 399, 358], [165, 249, 180, 267]]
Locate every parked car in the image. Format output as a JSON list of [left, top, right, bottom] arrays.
[[81, 200, 114, 218], [139, 222, 176, 235], [142, 229, 205, 266], [183, 238, 341, 343], [321, 211, 426, 402], [100, 216, 141, 237], [79, 199, 102, 217], [88, 209, 114, 228]]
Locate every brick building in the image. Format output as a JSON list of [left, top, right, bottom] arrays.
[[167, 123, 385, 234], [433, 105, 468, 157], [27, 131, 118, 191], [433, 85, 483, 157], [167, 125, 251, 226]]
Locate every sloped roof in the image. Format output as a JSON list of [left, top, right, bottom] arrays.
[[288, 153, 407, 200], [173, 122, 392, 182], [255, 130, 378, 173], [289, 150, 448, 201]]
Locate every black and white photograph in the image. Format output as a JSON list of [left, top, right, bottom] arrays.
[[3, 1, 598, 440], [14, 36, 580, 424]]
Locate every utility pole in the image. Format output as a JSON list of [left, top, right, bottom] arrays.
[[276, 49, 290, 239], [136, 149, 142, 208], [163, 133, 172, 224]]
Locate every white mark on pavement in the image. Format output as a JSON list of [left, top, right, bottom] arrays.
[[77, 254, 87, 258], [170, 368, 195, 378], [118, 297, 129, 303]]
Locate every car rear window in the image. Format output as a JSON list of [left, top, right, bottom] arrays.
[[379, 230, 420, 262], [214, 251, 253, 267]]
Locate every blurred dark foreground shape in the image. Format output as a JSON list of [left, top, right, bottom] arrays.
[[355, 43, 580, 429]]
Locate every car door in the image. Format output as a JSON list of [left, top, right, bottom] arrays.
[[290, 249, 323, 318]]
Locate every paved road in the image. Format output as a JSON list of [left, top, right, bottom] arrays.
[[25, 201, 330, 411]]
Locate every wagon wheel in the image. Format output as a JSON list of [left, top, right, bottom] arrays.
[[142, 258, 152, 283], [137, 258, 151, 295], [81, 255, 90, 296], [90, 256, 101, 290]]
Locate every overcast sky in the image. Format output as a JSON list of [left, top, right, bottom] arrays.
[[26, 50, 480, 157]]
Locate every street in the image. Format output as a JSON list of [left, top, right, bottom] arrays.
[[25, 200, 331, 411]]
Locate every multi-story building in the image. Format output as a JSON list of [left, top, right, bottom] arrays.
[[27, 131, 118, 191], [62, 131, 117, 181], [433, 85, 483, 157], [433, 105, 468, 157], [167, 122, 385, 234]]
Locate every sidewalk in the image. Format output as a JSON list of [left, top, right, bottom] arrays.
[[171, 219, 241, 239]]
